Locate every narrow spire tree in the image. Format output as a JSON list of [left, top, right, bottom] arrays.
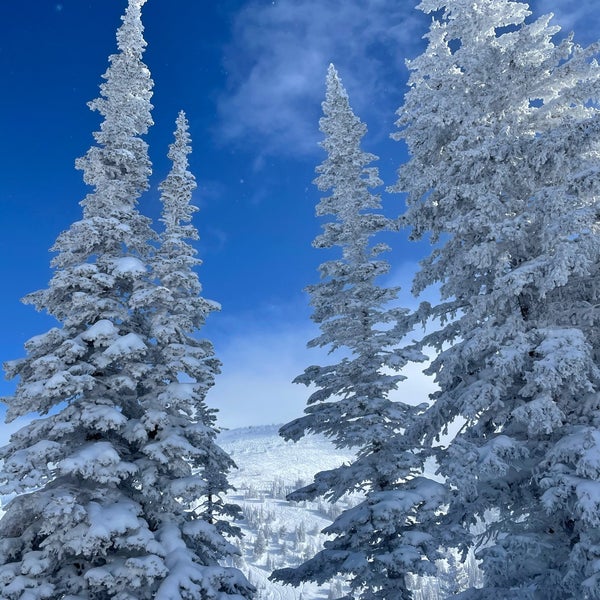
[[0, 2, 253, 599], [272, 65, 441, 600], [394, 0, 600, 597], [135, 111, 253, 597]]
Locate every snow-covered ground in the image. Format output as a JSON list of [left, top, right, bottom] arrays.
[[219, 424, 356, 599], [219, 424, 355, 488]]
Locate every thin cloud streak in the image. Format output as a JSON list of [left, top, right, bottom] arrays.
[[218, 0, 427, 158]]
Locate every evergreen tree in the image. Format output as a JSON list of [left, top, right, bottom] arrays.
[[394, 1, 600, 597], [272, 65, 443, 600], [0, 2, 253, 598], [252, 530, 267, 560], [150, 110, 240, 535]]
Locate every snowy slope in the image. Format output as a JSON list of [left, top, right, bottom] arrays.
[[219, 425, 356, 599], [0, 424, 477, 598]]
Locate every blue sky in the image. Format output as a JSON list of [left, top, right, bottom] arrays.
[[0, 0, 598, 433]]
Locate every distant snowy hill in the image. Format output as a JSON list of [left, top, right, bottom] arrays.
[[218, 425, 482, 600], [219, 424, 355, 489]]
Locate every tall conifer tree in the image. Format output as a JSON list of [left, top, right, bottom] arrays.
[[151, 111, 238, 533], [272, 65, 441, 600], [0, 3, 253, 598], [394, 1, 600, 597]]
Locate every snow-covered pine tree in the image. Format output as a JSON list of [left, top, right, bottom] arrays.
[[0, 2, 253, 598], [272, 64, 444, 600], [136, 110, 252, 593], [394, 0, 600, 597]]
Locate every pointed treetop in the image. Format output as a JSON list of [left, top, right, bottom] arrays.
[[315, 64, 374, 206], [159, 110, 198, 237], [321, 63, 358, 121], [117, 0, 150, 55], [74, 0, 155, 222], [327, 62, 339, 81], [324, 63, 349, 105], [168, 111, 193, 172]]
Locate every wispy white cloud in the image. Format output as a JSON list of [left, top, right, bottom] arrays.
[[217, 0, 427, 157], [531, 0, 600, 45]]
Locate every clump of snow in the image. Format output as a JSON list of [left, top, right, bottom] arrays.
[[111, 256, 146, 277], [59, 442, 136, 483], [80, 320, 118, 344], [103, 333, 147, 358]]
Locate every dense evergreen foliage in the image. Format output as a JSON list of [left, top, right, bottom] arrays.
[[394, 0, 600, 597], [3, 0, 600, 598], [0, 2, 252, 598]]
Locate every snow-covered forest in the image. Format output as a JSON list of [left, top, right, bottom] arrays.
[[2, 0, 600, 598]]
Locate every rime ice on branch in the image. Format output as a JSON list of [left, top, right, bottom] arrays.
[[394, 0, 600, 597]]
